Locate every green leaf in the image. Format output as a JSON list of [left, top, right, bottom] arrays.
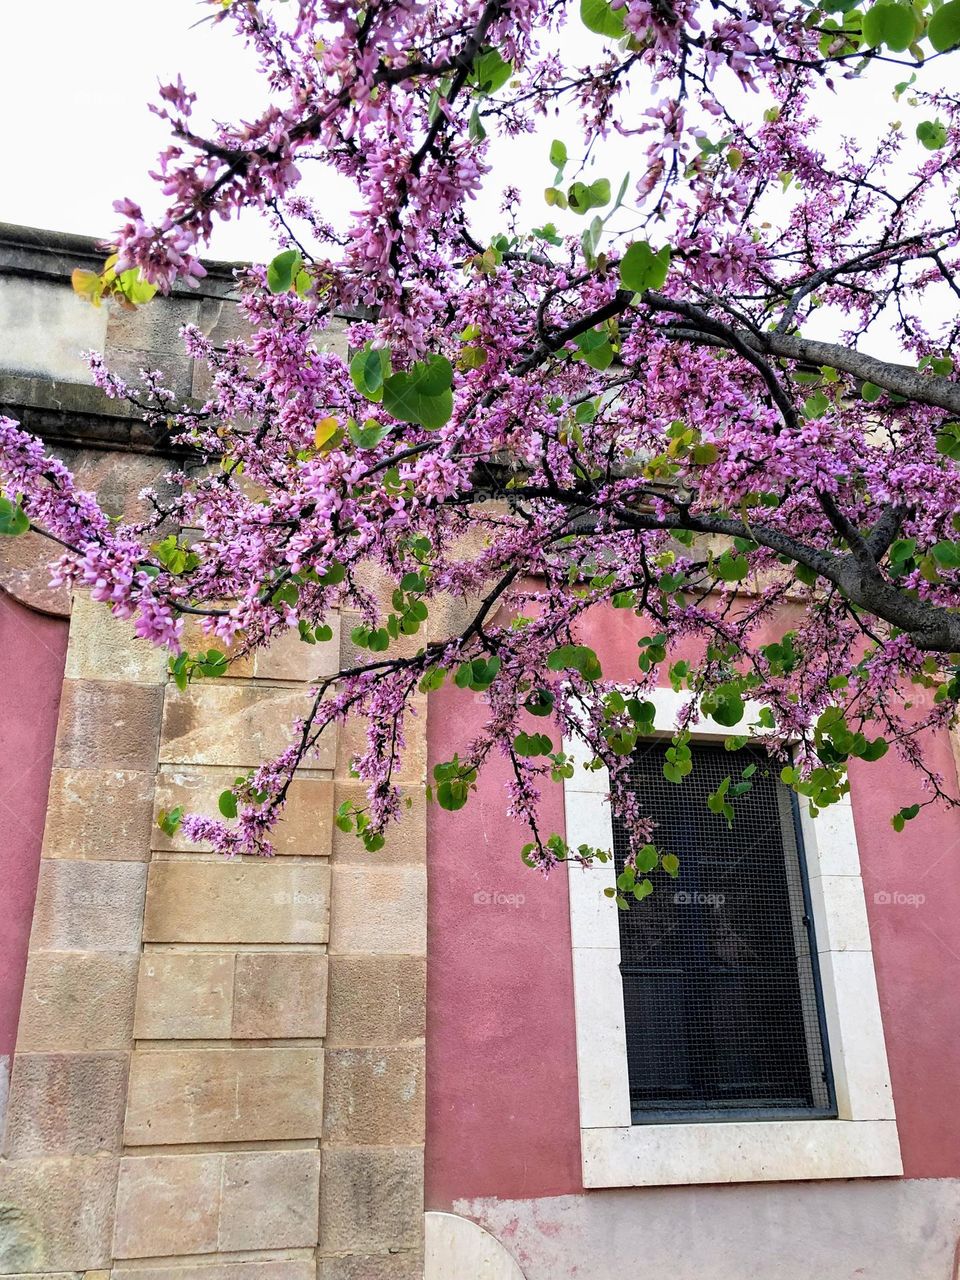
[[157, 805, 184, 837], [580, 0, 627, 37], [633, 878, 654, 901], [567, 178, 611, 214], [619, 241, 671, 292], [936, 423, 960, 461], [917, 119, 948, 151], [266, 249, 301, 294], [549, 139, 568, 169], [0, 497, 29, 537], [382, 355, 454, 430], [437, 778, 470, 811], [572, 328, 614, 369], [524, 688, 555, 717], [932, 541, 960, 569], [469, 47, 513, 95], [661, 852, 680, 879], [928, 0, 960, 51], [218, 790, 238, 819], [348, 418, 393, 450], [861, 381, 883, 402], [350, 342, 391, 401], [861, 3, 915, 50], [803, 391, 830, 420], [546, 644, 603, 681]]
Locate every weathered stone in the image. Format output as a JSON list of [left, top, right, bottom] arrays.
[[317, 1255, 423, 1280], [197, 295, 250, 347], [133, 952, 234, 1040], [64, 596, 168, 684], [41, 769, 155, 861], [232, 952, 327, 1039], [331, 783, 425, 864], [106, 295, 201, 356], [0, 1156, 118, 1271], [159, 684, 335, 769], [323, 1048, 425, 1145], [113, 1153, 221, 1258], [338, 611, 426, 670], [28, 861, 147, 953], [319, 1147, 423, 1253], [329, 866, 426, 956], [218, 1150, 320, 1250], [152, 768, 333, 856], [227, 614, 342, 682], [16, 952, 139, 1051], [53, 680, 163, 771], [124, 1047, 323, 1144], [325, 955, 426, 1047], [2, 1054, 127, 1157], [113, 1264, 314, 1280], [143, 860, 330, 945], [336, 702, 426, 784]]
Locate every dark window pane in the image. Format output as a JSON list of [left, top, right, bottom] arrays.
[[614, 740, 834, 1121]]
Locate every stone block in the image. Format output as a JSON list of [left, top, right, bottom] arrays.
[[218, 1149, 320, 1250], [143, 860, 330, 945], [336, 703, 425, 784], [325, 955, 426, 1047], [64, 596, 168, 685], [133, 952, 234, 1040], [41, 769, 155, 861], [338, 611, 426, 671], [113, 1153, 221, 1258], [329, 866, 426, 956], [16, 952, 139, 1051], [323, 1048, 425, 1145], [105, 295, 201, 356], [318, 1256, 423, 1280], [319, 1147, 423, 1253], [53, 680, 163, 771], [331, 783, 425, 864], [231, 614, 342, 682], [2, 1054, 127, 1158], [113, 1264, 315, 1280], [197, 296, 249, 348], [232, 952, 327, 1039], [124, 1047, 323, 1145], [0, 1156, 118, 1272], [29, 861, 147, 953], [152, 768, 333, 856], [159, 684, 335, 769]]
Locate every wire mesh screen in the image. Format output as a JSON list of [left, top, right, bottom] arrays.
[[613, 740, 834, 1121]]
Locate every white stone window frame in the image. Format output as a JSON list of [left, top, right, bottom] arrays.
[[563, 687, 902, 1187]]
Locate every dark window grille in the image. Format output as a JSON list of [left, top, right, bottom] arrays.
[[612, 740, 835, 1123]]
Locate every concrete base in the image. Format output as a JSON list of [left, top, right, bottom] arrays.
[[453, 1179, 960, 1280]]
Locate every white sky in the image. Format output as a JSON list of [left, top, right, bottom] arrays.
[[1, 0, 951, 358]]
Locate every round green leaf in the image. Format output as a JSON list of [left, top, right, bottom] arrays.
[[580, 0, 627, 37], [0, 497, 29, 537], [619, 241, 671, 292], [917, 119, 948, 151], [928, 0, 960, 51], [861, 3, 915, 50]]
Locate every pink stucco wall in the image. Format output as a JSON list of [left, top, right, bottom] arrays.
[[425, 604, 960, 1208], [0, 590, 68, 1062]]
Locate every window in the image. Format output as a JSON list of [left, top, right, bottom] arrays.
[[613, 740, 834, 1122], [564, 689, 901, 1187]]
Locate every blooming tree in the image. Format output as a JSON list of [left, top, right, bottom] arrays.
[[4, 0, 960, 889]]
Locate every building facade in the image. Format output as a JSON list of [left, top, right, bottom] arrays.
[[1, 224, 960, 1279]]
